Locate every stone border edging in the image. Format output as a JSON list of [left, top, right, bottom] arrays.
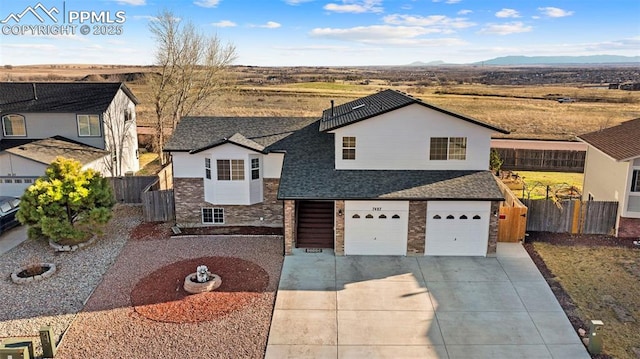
[[171, 234, 283, 239], [11, 263, 57, 284], [48, 235, 97, 252]]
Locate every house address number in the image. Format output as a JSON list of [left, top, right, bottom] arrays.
[[372, 207, 382, 211]]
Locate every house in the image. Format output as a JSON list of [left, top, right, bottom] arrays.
[[578, 118, 640, 237], [164, 89, 509, 256], [0, 82, 140, 197]]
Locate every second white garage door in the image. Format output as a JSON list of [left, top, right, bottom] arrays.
[[426, 201, 491, 256], [344, 201, 408, 256]]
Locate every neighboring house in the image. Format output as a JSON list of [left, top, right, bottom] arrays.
[[165, 89, 509, 256], [0, 82, 140, 197], [578, 118, 640, 237]]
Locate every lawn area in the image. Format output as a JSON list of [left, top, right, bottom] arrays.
[[533, 242, 640, 359], [510, 171, 584, 200], [136, 152, 161, 175]]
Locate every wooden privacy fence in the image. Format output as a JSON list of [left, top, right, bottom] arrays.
[[496, 177, 528, 242], [523, 199, 618, 235], [494, 148, 585, 173], [141, 188, 175, 222], [108, 176, 157, 203]]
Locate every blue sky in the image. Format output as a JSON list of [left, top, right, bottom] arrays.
[[1, 0, 639, 66]]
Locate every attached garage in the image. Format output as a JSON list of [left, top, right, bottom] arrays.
[[344, 201, 409, 255], [425, 201, 491, 256]]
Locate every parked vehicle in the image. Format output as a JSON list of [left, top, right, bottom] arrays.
[[0, 196, 21, 234], [557, 97, 576, 103]]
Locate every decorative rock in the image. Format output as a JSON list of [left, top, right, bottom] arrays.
[[183, 272, 222, 294], [49, 235, 97, 252], [11, 263, 57, 284], [578, 328, 586, 337]]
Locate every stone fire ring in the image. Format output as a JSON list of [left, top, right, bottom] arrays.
[[183, 272, 222, 294]]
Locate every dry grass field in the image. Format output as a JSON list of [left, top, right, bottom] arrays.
[[2, 64, 640, 141], [533, 243, 640, 359]]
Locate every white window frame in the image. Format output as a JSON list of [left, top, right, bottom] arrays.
[[342, 136, 356, 160], [2, 114, 27, 137], [251, 158, 260, 180], [77, 114, 101, 137], [631, 169, 640, 193], [216, 159, 245, 181], [205, 158, 212, 180], [202, 207, 224, 224], [429, 137, 467, 161]]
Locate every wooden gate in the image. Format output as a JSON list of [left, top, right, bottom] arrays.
[[496, 176, 528, 242], [498, 206, 528, 242]]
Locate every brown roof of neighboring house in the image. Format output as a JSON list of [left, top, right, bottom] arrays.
[[5, 136, 108, 165], [578, 118, 640, 161]]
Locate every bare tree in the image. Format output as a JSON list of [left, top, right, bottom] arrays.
[[149, 10, 236, 163], [102, 93, 136, 176]]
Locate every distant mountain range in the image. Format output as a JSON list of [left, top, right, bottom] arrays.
[[407, 55, 640, 66]]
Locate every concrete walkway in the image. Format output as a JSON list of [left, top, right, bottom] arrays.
[[0, 225, 27, 256], [266, 243, 590, 359]]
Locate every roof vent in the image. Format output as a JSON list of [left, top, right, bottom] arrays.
[[352, 104, 365, 110], [330, 100, 335, 117], [32, 83, 38, 100]]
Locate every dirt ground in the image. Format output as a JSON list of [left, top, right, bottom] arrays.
[[525, 232, 640, 359]]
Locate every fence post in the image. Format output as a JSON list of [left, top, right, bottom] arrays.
[[571, 200, 581, 234]]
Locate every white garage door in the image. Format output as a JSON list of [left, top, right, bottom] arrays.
[[426, 201, 491, 256], [344, 201, 408, 256]]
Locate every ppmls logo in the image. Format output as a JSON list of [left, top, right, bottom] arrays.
[[2, 2, 126, 36]]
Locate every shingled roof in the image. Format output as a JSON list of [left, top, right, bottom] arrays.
[[319, 89, 509, 134], [5, 136, 108, 165], [0, 82, 138, 113], [164, 117, 318, 153], [578, 118, 640, 161], [274, 120, 504, 201]]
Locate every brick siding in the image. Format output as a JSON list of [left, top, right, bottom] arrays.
[[407, 201, 426, 255], [335, 200, 345, 255], [487, 201, 500, 256], [174, 178, 283, 227], [283, 200, 296, 255]]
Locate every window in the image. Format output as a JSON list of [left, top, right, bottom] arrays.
[[217, 160, 244, 181], [432, 215, 441, 219], [378, 214, 387, 219], [124, 109, 133, 122], [392, 214, 400, 219], [365, 214, 374, 219], [342, 136, 356, 160], [460, 215, 468, 219], [77, 115, 101, 136], [251, 158, 260, 180], [202, 208, 224, 224], [473, 215, 481, 219], [632, 170, 640, 192], [352, 214, 360, 219], [2, 114, 26, 136], [446, 214, 455, 219], [205, 158, 212, 179], [429, 137, 467, 160]]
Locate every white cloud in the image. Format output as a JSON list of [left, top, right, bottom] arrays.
[[496, 8, 520, 18], [250, 21, 281, 29], [445, 0, 461, 3], [479, 22, 532, 35], [309, 25, 466, 46], [132, 15, 155, 21], [212, 20, 236, 27], [324, 0, 383, 14], [458, 9, 472, 15], [107, 0, 146, 5], [194, 0, 221, 8], [383, 14, 475, 30], [538, 7, 574, 18]]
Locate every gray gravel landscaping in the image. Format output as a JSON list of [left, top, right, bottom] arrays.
[[0, 205, 142, 357]]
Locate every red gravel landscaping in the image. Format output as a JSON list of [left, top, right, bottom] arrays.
[[55, 236, 283, 359]]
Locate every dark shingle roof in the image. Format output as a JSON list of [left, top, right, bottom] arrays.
[[319, 89, 509, 134], [578, 118, 640, 161], [164, 117, 318, 152], [275, 120, 504, 200], [0, 82, 138, 113], [5, 136, 108, 165]]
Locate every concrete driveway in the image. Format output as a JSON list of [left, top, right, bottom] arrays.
[[0, 225, 27, 256], [266, 243, 590, 359]]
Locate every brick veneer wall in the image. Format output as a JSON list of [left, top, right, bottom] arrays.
[[618, 217, 640, 238], [335, 200, 345, 255], [174, 178, 283, 227], [407, 201, 426, 256], [283, 200, 295, 255], [487, 201, 500, 256]]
